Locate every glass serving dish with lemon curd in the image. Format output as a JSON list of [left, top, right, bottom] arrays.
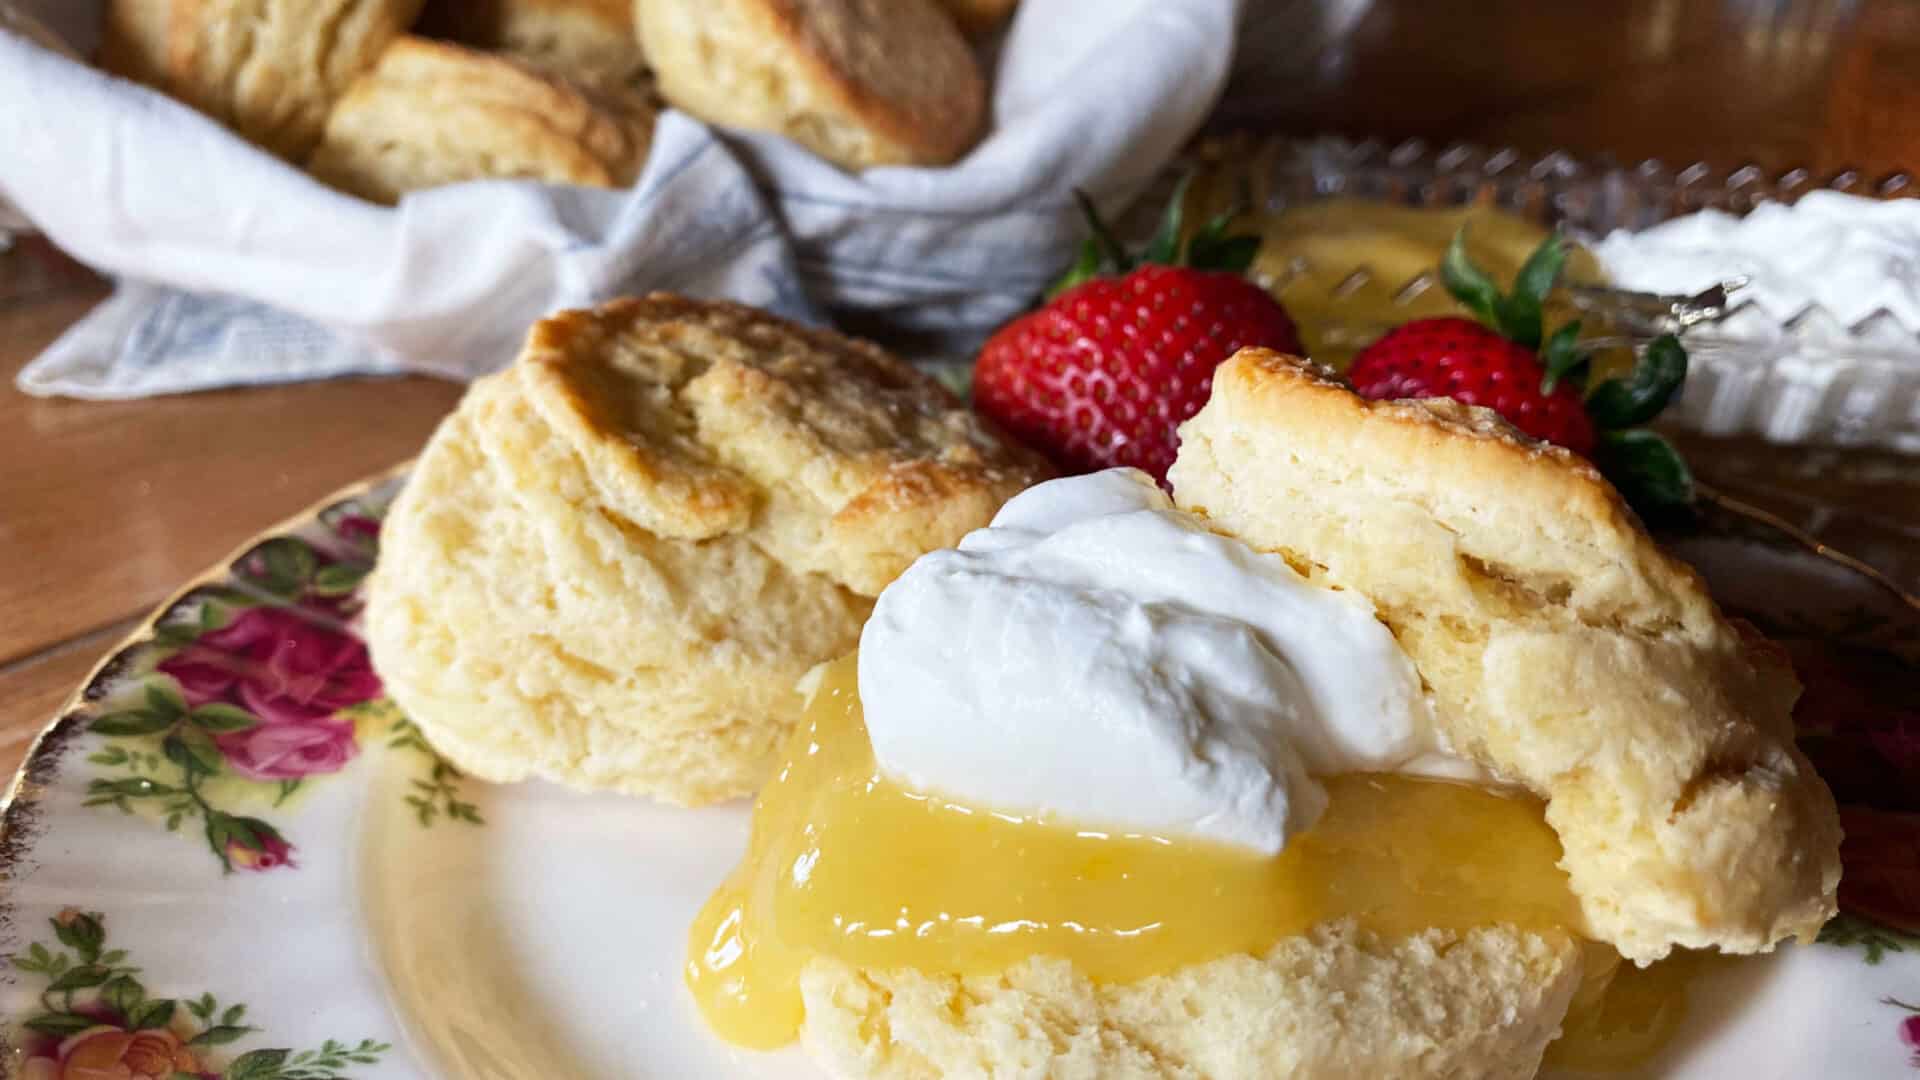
[[1184, 135, 1920, 451], [687, 655, 1693, 1069]]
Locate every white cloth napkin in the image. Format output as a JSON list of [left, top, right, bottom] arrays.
[[0, 0, 1242, 399]]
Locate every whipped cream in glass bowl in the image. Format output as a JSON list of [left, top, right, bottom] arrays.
[[857, 468, 1480, 855], [1591, 191, 1920, 451], [1594, 191, 1920, 336]]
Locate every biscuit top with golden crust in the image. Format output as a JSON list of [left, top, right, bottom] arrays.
[[635, 0, 984, 168], [1168, 349, 1841, 962], [756, 0, 983, 163], [520, 294, 1051, 596], [1190, 352, 1717, 629]]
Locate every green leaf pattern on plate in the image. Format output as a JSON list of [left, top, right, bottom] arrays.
[[9, 911, 390, 1079]]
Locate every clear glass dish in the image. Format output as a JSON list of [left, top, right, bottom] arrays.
[[1188, 135, 1920, 453]]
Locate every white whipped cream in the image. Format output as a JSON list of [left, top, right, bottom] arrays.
[[857, 468, 1473, 855], [1594, 191, 1920, 334]]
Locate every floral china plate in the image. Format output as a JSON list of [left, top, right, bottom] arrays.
[[2, 468, 1918, 1080]]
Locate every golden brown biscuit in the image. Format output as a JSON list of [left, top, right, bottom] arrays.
[[1167, 348, 1842, 962], [365, 295, 1049, 804], [97, 0, 422, 160], [800, 922, 1585, 1080], [417, 0, 646, 83], [634, 0, 985, 169], [932, 0, 1017, 39], [305, 36, 656, 204]]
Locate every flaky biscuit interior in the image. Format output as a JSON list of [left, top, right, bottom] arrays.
[[800, 922, 1584, 1080]]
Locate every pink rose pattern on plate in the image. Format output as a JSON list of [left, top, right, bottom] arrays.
[[159, 606, 374, 779], [9, 910, 388, 1079], [1891, 998, 1920, 1069], [79, 490, 480, 873]]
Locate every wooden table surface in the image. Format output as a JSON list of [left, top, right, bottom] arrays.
[[4, 0, 1920, 782]]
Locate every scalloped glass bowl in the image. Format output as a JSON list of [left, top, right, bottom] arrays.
[[1189, 136, 1920, 452]]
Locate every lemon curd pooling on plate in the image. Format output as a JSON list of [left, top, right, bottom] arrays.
[[686, 655, 1594, 1050]]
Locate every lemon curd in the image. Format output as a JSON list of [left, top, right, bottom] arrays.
[[688, 655, 1606, 1051]]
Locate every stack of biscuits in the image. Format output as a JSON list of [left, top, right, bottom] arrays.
[[96, 0, 1016, 203]]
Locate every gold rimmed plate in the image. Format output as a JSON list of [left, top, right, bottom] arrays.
[[1, 469, 1917, 1078]]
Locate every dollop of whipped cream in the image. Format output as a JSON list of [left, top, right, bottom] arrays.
[[1594, 190, 1920, 333], [857, 469, 1475, 855]]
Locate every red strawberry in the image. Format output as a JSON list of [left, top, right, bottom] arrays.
[[974, 184, 1303, 483], [977, 266, 1299, 480], [1347, 228, 1694, 514], [1349, 316, 1596, 454]]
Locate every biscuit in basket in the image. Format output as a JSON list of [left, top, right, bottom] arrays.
[[634, 0, 985, 169], [98, 0, 423, 160], [305, 36, 656, 204], [1167, 348, 1842, 963], [416, 0, 646, 84], [933, 0, 1018, 39], [365, 295, 1049, 804]]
